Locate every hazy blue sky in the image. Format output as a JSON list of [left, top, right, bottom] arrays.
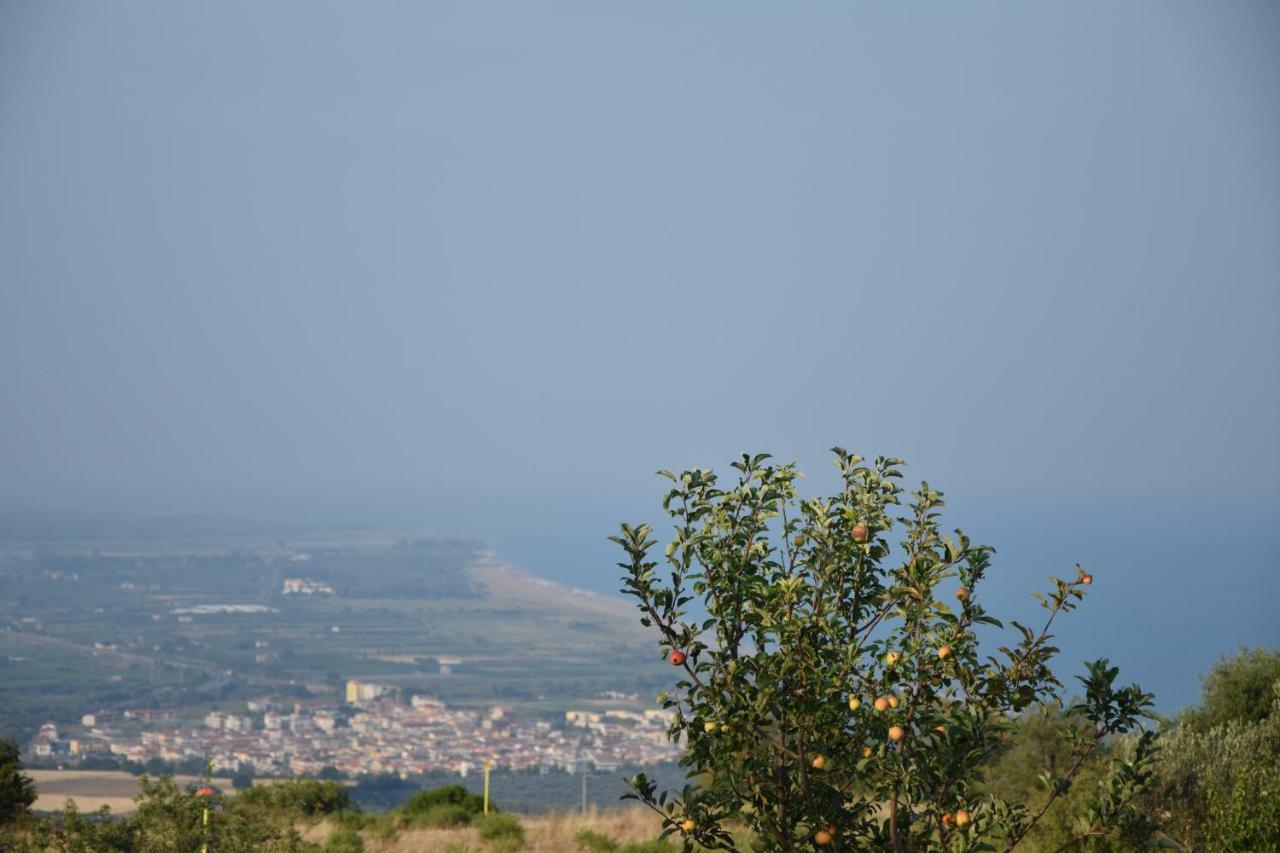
[[2, 3, 1278, 708]]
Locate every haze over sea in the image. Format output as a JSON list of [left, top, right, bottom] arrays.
[[3, 3, 1278, 717]]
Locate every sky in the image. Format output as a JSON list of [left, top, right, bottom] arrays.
[[2, 2, 1278, 710]]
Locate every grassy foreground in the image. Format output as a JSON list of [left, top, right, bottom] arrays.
[[299, 808, 673, 852]]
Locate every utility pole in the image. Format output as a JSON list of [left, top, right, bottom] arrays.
[[578, 741, 588, 817]]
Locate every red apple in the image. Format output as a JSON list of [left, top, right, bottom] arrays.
[[669, 650, 686, 666]]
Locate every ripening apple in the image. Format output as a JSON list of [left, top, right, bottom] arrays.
[[847, 697, 861, 711], [874, 696, 890, 712], [814, 829, 833, 846], [937, 645, 953, 660], [955, 587, 969, 601], [941, 812, 955, 828], [888, 725, 905, 741], [793, 534, 805, 547], [884, 651, 901, 667], [704, 721, 717, 733], [955, 810, 971, 828], [811, 754, 826, 770], [887, 694, 900, 709], [1081, 573, 1093, 585], [682, 818, 696, 832], [851, 524, 870, 544], [862, 745, 873, 759], [669, 650, 686, 666]]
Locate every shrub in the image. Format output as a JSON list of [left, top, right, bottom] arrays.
[[32, 776, 317, 852], [1181, 646, 1280, 731], [615, 450, 1158, 850], [474, 812, 524, 849], [232, 778, 353, 819], [574, 827, 619, 851], [409, 803, 474, 828], [402, 784, 487, 818], [1144, 665, 1280, 849], [323, 826, 365, 853], [0, 738, 36, 826], [329, 810, 374, 832], [618, 841, 678, 853]]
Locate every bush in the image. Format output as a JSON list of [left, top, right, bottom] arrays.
[[31, 776, 317, 852], [322, 826, 365, 853], [618, 837, 669, 852], [402, 784, 487, 818], [0, 738, 36, 826], [474, 812, 524, 849], [408, 803, 474, 828], [615, 450, 1158, 850], [1142, 650, 1280, 849], [574, 827, 618, 851], [328, 810, 375, 832], [1182, 646, 1280, 731], [232, 778, 353, 818], [978, 704, 1124, 851]]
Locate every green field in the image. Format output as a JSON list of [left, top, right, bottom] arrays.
[[0, 528, 667, 743]]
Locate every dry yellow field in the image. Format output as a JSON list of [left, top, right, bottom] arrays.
[[301, 808, 668, 852], [28, 769, 237, 814]]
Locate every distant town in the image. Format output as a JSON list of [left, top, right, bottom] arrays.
[[27, 679, 681, 778]]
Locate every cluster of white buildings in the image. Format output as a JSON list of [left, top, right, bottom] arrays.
[[49, 693, 679, 778]]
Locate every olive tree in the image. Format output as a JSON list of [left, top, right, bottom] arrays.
[[614, 450, 1157, 851]]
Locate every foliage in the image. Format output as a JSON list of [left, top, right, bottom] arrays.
[[1180, 646, 1280, 732], [232, 778, 353, 818], [573, 827, 682, 853], [1142, 662, 1280, 850], [25, 775, 316, 852], [474, 812, 524, 851], [576, 827, 621, 851], [321, 826, 365, 853], [977, 704, 1120, 851], [0, 738, 37, 826], [408, 803, 474, 828], [401, 783, 488, 818], [614, 450, 1157, 851]]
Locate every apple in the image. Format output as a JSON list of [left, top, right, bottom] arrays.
[[682, 818, 696, 832], [887, 694, 900, 709], [955, 587, 969, 601], [874, 696, 890, 712], [955, 810, 971, 828], [862, 746, 874, 759], [941, 812, 955, 828], [793, 534, 805, 547], [884, 651, 901, 667], [888, 725, 905, 741], [851, 524, 870, 544], [937, 645, 953, 660], [1081, 573, 1093, 585], [811, 755, 825, 770], [847, 697, 861, 711], [669, 650, 686, 666], [814, 829, 833, 846], [704, 721, 717, 733]]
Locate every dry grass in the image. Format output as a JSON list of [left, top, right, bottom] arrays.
[[306, 807, 669, 852]]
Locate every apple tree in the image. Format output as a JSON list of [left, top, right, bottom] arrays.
[[614, 450, 1158, 851]]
